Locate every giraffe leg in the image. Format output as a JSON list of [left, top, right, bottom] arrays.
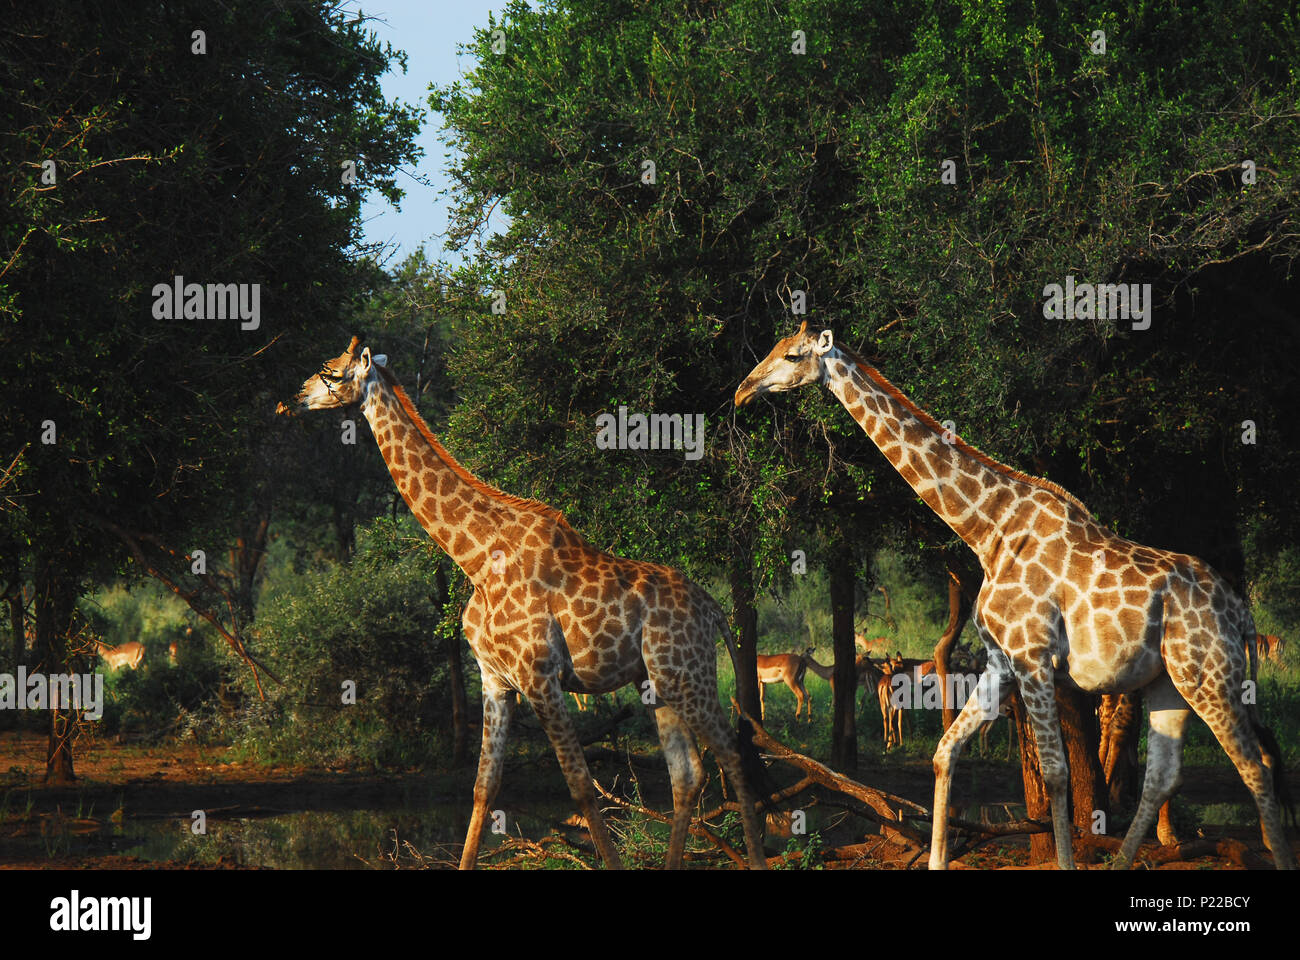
[[1017, 674, 1076, 869], [648, 701, 705, 869], [930, 664, 1012, 869], [644, 653, 767, 868], [1114, 674, 1190, 869], [527, 684, 624, 869], [459, 672, 515, 870], [678, 706, 768, 869], [1176, 683, 1296, 869]]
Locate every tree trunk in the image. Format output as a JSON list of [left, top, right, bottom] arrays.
[[1010, 693, 1053, 862], [7, 578, 24, 668], [35, 562, 76, 784], [1061, 687, 1107, 862], [1098, 692, 1141, 808], [933, 563, 977, 730], [828, 534, 857, 774], [729, 539, 763, 791], [1014, 685, 1106, 864], [436, 564, 469, 768], [229, 505, 271, 624]]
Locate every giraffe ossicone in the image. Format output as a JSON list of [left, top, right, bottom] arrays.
[[280, 336, 768, 870], [736, 322, 1295, 871]]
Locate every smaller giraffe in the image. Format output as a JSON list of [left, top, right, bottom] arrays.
[[280, 338, 767, 869]]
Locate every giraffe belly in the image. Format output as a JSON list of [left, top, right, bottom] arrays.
[[556, 612, 645, 694], [1060, 642, 1164, 694]]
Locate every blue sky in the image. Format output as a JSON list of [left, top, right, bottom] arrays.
[[351, 1, 519, 267]]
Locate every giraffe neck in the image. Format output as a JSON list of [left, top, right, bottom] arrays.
[[359, 373, 534, 585], [821, 346, 1083, 566]]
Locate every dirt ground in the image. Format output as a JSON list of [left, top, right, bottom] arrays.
[[0, 729, 1291, 869]]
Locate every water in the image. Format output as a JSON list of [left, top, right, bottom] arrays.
[[6, 801, 583, 869], [5, 793, 1260, 868]]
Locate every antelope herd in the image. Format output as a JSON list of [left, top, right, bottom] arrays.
[[745, 636, 998, 753], [739, 631, 1288, 757]]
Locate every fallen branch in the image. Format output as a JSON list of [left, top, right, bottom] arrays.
[[699, 774, 816, 821], [736, 703, 932, 852], [479, 835, 594, 870], [741, 705, 926, 813], [1074, 832, 1264, 869]]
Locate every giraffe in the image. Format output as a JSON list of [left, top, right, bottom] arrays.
[[735, 322, 1295, 870], [278, 337, 767, 870]]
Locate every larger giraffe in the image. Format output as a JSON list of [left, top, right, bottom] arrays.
[[279, 338, 766, 870], [735, 322, 1294, 870]]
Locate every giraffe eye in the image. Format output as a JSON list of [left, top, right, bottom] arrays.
[[784, 353, 801, 362]]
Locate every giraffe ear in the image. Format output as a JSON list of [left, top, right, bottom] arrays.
[[372, 354, 388, 368], [359, 346, 372, 370], [814, 329, 834, 355]]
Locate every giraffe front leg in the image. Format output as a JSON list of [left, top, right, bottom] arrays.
[[930, 665, 1011, 869], [460, 672, 515, 870]]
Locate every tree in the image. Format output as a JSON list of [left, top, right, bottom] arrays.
[[432, 1, 1299, 839], [0, 0, 421, 780]]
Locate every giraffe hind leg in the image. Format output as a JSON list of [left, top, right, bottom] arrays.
[[678, 704, 768, 869], [649, 701, 705, 869], [1163, 656, 1296, 869], [644, 655, 768, 868], [1114, 673, 1190, 869]]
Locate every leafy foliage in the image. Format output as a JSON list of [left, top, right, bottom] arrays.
[[233, 518, 453, 767]]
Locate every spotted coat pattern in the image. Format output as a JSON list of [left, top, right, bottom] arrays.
[[283, 338, 767, 870], [736, 322, 1294, 870]]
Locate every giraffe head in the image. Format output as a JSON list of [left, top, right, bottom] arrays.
[[734, 321, 835, 407], [275, 336, 388, 415]]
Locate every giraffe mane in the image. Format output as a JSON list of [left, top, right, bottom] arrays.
[[375, 365, 571, 526], [834, 342, 1091, 515]]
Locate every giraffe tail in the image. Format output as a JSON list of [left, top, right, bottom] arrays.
[[1253, 720, 1297, 827], [713, 605, 774, 813], [1240, 621, 1294, 825]]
